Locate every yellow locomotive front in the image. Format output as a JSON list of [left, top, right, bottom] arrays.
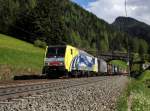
[[42, 45, 67, 77]]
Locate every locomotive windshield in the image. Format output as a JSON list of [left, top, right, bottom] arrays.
[[46, 46, 66, 58]]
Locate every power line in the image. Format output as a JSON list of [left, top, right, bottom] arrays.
[[9, 21, 67, 45], [11, 24, 38, 37]]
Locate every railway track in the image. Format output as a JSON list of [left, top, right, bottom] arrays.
[[0, 76, 110, 101], [0, 76, 129, 111]]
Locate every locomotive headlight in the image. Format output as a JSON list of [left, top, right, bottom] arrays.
[[60, 62, 63, 65]]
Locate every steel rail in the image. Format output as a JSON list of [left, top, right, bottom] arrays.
[[0, 76, 110, 101]]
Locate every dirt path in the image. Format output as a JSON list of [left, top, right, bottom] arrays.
[[128, 94, 133, 111]]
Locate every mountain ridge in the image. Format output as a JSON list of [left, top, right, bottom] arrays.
[[112, 16, 150, 44]]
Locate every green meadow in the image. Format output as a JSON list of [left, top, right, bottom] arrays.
[[0, 34, 45, 80]]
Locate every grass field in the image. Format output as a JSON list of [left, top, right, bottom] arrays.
[[0, 34, 45, 80]]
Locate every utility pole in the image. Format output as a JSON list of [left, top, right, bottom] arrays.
[[125, 0, 131, 76], [96, 34, 101, 73], [127, 38, 131, 76]]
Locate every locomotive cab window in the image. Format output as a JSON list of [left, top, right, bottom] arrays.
[[92, 58, 95, 64], [71, 49, 73, 55], [46, 46, 66, 58]]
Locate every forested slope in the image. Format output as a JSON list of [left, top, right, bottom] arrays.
[[0, 0, 149, 54]]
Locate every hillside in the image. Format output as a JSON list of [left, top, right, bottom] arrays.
[[0, 34, 45, 80], [0, 0, 131, 53], [0, 0, 149, 54]]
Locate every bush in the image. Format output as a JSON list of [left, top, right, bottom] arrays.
[[130, 80, 150, 111], [139, 70, 150, 82], [117, 79, 150, 111], [34, 39, 47, 48]]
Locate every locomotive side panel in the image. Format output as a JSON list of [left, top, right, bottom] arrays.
[[69, 50, 98, 73], [64, 45, 98, 73], [64, 45, 79, 72]]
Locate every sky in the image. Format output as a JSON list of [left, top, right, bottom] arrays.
[[72, 0, 150, 25]]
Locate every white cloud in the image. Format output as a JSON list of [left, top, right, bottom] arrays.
[[85, 0, 150, 25]]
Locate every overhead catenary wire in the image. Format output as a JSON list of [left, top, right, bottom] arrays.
[[13, 25, 66, 45], [10, 24, 38, 37], [8, 15, 67, 45]]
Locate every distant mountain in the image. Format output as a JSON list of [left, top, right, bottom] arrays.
[[112, 16, 150, 43]]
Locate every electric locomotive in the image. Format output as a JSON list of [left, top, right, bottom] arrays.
[[42, 45, 100, 77]]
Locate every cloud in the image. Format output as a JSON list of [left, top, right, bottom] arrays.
[[86, 0, 125, 23], [83, 0, 150, 25]]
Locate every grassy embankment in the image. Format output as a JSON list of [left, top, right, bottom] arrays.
[[0, 34, 45, 80], [109, 60, 128, 69], [117, 70, 150, 111]]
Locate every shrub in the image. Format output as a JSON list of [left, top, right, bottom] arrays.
[[34, 39, 47, 48]]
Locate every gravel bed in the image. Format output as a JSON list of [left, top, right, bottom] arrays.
[[0, 76, 128, 111]]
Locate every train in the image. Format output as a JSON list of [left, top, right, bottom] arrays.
[[42, 45, 107, 78]]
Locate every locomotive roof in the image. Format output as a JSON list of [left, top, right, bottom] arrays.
[[48, 45, 66, 48], [79, 50, 95, 58], [47, 45, 96, 58]]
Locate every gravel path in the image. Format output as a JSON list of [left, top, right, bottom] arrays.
[[0, 76, 128, 111]]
